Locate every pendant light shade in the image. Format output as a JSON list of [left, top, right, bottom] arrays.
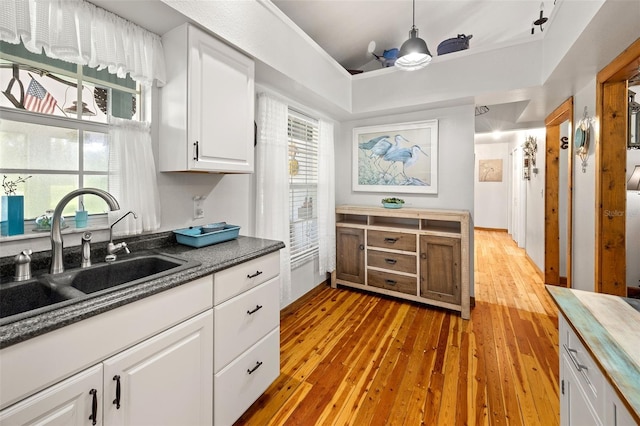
[[395, 0, 432, 71]]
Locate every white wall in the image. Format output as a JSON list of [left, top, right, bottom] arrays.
[[474, 138, 511, 230], [336, 104, 476, 295], [523, 129, 547, 273], [559, 121, 569, 278], [571, 78, 596, 292], [337, 105, 475, 211]]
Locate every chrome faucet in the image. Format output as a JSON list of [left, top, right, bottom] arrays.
[[106, 211, 137, 262], [50, 188, 120, 274], [81, 231, 92, 268]]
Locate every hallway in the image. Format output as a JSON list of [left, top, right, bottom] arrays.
[[237, 229, 560, 425]]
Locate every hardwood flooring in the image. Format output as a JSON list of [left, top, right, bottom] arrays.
[[236, 230, 560, 425]]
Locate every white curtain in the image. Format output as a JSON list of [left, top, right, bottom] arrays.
[[255, 93, 292, 306], [317, 119, 336, 275], [108, 117, 161, 235], [0, 0, 166, 86]]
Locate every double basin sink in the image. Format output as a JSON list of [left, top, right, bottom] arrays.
[[0, 253, 200, 326]]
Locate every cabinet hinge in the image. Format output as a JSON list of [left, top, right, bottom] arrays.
[[561, 379, 565, 395]]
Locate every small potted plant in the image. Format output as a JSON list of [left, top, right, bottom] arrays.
[[381, 197, 405, 209], [1, 175, 31, 236]]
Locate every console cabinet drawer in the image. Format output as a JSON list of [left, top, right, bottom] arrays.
[[214, 277, 280, 372], [368, 249, 417, 274], [214, 327, 280, 426], [368, 270, 417, 295], [368, 230, 416, 252], [213, 251, 280, 305]]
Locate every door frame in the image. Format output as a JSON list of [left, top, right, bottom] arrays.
[[595, 38, 640, 295], [545, 97, 574, 287]]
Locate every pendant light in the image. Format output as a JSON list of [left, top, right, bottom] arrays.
[[395, 0, 432, 71]]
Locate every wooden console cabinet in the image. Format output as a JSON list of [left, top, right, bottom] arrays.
[[333, 205, 471, 319]]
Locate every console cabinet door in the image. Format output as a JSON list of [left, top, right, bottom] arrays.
[[102, 310, 213, 426], [0, 365, 103, 426], [336, 227, 365, 284], [560, 352, 602, 426], [419, 235, 461, 304]]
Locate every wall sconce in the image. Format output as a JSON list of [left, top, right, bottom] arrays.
[[523, 135, 538, 177], [575, 106, 594, 173], [628, 165, 640, 193]]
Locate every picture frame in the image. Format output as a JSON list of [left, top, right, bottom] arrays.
[[352, 120, 438, 194]]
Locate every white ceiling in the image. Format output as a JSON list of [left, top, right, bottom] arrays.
[[88, 0, 639, 132], [272, 0, 556, 72]]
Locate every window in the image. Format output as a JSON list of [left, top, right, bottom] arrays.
[[288, 109, 319, 267], [0, 41, 141, 221]]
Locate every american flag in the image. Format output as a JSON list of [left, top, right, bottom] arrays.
[[24, 78, 57, 114]]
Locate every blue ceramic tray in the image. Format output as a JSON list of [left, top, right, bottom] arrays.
[[173, 224, 241, 248]]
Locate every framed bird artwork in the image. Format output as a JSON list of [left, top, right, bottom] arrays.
[[352, 120, 438, 194]]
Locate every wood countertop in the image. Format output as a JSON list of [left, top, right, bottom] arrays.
[[546, 286, 640, 423]]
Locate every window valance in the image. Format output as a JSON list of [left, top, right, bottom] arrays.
[[0, 0, 166, 86]]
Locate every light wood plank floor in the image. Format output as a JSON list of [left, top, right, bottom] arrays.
[[236, 229, 560, 425]]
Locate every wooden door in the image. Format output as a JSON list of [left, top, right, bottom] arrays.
[[596, 38, 640, 295], [336, 227, 365, 284], [545, 97, 573, 287], [0, 365, 103, 426], [419, 235, 461, 304], [102, 310, 213, 426]]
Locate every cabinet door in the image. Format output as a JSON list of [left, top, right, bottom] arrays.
[[102, 310, 213, 426], [189, 26, 255, 173], [605, 384, 636, 426], [560, 353, 602, 425], [419, 235, 461, 304], [336, 227, 365, 284], [0, 365, 103, 426]]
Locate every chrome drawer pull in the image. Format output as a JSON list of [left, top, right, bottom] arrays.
[[247, 305, 263, 315], [247, 361, 263, 374], [384, 237, 398, 244], [385, 279, 397, 286], [563, 344, 588, 373], [247, 270, 263, 279], [384, 258, 397, 265]]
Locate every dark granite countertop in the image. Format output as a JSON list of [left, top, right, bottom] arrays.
[[0, 233, 284, 349]]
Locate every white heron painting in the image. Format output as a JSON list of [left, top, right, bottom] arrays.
[[352, 120, 438, 194]]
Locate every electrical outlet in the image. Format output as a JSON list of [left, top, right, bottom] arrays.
[[193, 196, 205, 219]]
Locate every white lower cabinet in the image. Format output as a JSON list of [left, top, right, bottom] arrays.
[[0, 365, 103, 426], [213, 252, 281, 425], [0, 310, 213, 426], [559, 314, 635, 426], [214, 327, 280, 425], [102, 309, 213, 426], [0, 251, 282, 426]]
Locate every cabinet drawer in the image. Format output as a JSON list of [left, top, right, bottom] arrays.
[[367, 249, 417, 274], [214, 327, 280, 426], [559, 315, 604, 412], [368, 270, 417, 295], [214, 251, 280, 305], [368, 230, 416, 252], [214, 277, 280, 372]]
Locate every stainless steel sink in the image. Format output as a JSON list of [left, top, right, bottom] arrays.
[[0, 253, 200, 325]]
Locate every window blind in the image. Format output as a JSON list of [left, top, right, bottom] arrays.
[[288, 109, 319, 268]]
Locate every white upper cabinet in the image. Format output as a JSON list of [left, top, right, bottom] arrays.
[[160, 24, 255, 173]]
